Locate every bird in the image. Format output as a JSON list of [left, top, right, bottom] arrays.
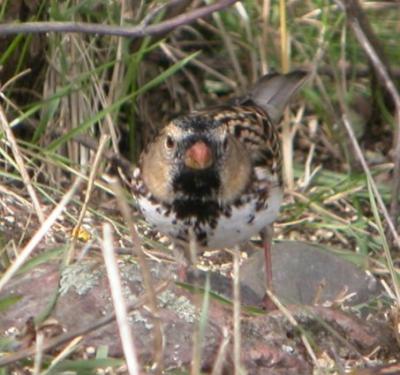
[[132, 71, 307, 307]]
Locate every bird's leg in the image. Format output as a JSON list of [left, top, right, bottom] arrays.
[[261, 224, 276, 310], [263, 225, 273, 290]]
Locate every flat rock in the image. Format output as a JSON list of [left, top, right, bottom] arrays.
[[240, 241, 381, 307]]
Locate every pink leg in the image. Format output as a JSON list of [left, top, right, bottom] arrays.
[[261, 225, 276, 310]]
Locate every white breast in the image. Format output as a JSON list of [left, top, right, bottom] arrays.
[[137, 184, 282, 249], [207, 186, 282, 248]]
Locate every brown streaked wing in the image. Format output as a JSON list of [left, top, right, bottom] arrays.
[[207, 106, 282, 178]]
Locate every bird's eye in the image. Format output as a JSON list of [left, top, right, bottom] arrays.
[[165, 135, 175, 149]]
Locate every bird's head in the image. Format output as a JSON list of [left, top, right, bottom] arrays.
[[139, 112, 250, 203]]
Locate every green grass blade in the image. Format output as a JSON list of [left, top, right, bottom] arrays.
[[0, 294, 22, 312], [45, 358, 124, 374]]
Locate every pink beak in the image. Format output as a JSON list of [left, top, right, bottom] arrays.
[[184, 141, 213, 169]]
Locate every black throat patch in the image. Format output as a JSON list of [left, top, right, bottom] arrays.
[[172, 167, 220, 222]]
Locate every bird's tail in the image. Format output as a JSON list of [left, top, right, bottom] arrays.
[[240, 71, 308, 123]]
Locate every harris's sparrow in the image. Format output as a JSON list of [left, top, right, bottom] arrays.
[[133, 71, 307, 299]]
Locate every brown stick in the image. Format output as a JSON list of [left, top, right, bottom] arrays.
[[336, 0, 400, 233], [0, 0, 238, 38], [48, 130, 132, 173], [109, 178, 164, 372]]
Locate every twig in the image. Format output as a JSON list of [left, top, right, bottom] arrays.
[[0, 183, 33, 208], [163, 43, 237, 89], [367, 178, 400, 304], [191, 269, 210, 375], [289, 191, 351, 225], [68, 135, 110, 263], [108, 177, 164, 372], [279, 0, 293, 189], [50, 129, 132, 172], [232, 248, 242, 375], [0, 104, 45, 224], [211, 8, 246, 89], [0, 68, 32, 91], [0, 177, 82, 292], [33, 333, 44, 375], [235, 3, 257, 83], [0, 282, 169, 367], [41, 337, 83, 375], [266, 290, 318, 365], [312, 64, 400, 79], [341, 114, 400, 249], [0, 0, 238, 38], [279, 0, 289, 73], [258, 0, 271, 74], [336, 0, 400, 233], [101, 223, 140, 375], [210, 327, 230, 375]]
